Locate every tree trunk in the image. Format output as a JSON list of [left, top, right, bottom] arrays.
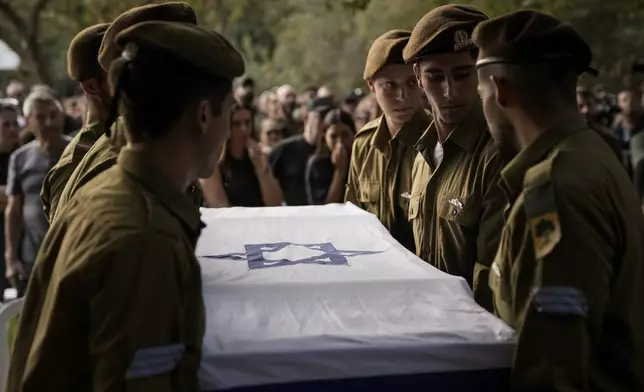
[[0, 0, 53, 85]]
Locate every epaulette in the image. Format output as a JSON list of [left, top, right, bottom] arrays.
[[355, 116, 382, 137]]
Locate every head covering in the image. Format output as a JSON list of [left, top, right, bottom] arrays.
[[68, 23, 110, 81], [99, 2, 197, 71], [236, 75, 255, 88], [308, 96, 334, 113], [472, 9, 598, 76], [403, 4, 488, 63], [115, 21, 245, 80], [363, 29, 411, 80]]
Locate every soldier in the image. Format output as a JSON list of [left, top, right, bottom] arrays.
[[6, 20, 244, 391], [345, 29, 429, 253], [40, 23, 110, 223], [402, 4, 506, 310], [474, 10, 644, 390], [52, 1, 200, 222]]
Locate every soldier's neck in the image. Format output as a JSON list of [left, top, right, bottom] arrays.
[[84, 99, 108, 127], [385, 115, 403, 136], [516, 108, 584, 150], [435, 119, 453, 143]]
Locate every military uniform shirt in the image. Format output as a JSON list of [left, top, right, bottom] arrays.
[[409, 106, 505, 311], [491, 121, 644, 391], [54, 120, 202, 222], [345, 110, 429, 253], [6, 148, 205, 392], [41, 119, 104, 223]]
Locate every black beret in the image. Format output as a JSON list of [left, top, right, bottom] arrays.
[[472, 10, 598, 76], [403, 4, 488, 63], [308, 96, 334, 113], [67, 23, 110, 81], [115, 21, 245, 80], [99, 2, 197, 71], [363, 29, 411, 80]]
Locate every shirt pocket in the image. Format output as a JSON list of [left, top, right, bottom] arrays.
[[437, 193, 480, 227], [408, 193, 421, 221], [358, 181, 380, 204]]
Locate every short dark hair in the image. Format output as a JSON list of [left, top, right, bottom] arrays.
[[323, 108, 356, 134], [482, 61, 578, 108], [108, 43, 232, 142]]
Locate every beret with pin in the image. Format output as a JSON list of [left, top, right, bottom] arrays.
[[98, 2, 197, 72], [115, 21, 245, 80], [67, 23, 110, 81], [472, 9, 598, 76], [363, 29, 411, 80], [403, 4, 488, 63]]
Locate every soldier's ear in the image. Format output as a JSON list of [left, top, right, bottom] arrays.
[[366, 78, 375, 93], [196, 98, 212, 135], [490, 75, 510, 108], [413, 63, 422, 87]]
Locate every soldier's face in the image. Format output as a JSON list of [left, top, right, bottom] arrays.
[[198, 93, 235, 178], [477, 68, 517, 160], [414, 51, 478, 125], [368, 64, 422, 125]]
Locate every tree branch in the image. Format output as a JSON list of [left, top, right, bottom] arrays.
[[0, 0, 27, 35]]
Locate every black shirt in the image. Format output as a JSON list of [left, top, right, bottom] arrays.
[[219, 153, 264, 207], [268, 135, 316, 206], [305, 155, 336, 205], [0, 152, 11, 185]]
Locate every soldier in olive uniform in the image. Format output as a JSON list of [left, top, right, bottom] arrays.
[[6, 21, 244, 392], [474, 10, 644, 391], [52, 2, 201, 222], [40, 23, 110, 223], [345, 30, 429, 253], [402, 5, 506, 311]]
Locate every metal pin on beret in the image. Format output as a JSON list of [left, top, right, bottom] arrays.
[[472, 10, 598, 76], [115, 21, 245, 80], [403, 4, 488, 63], [363, 29, 411, 80], [98, 2, 198, 72], [67, 23, 110, 82]]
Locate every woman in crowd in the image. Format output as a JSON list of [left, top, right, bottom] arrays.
[[305, 108, 354, 205], [201, 101, 283, 207]]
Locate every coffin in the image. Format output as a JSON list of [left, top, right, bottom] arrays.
[[196, 203, 515, 391]]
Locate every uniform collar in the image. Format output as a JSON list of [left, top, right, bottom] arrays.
[[117, 148, 202, 234], [501, 119, 588, 196], [414, 104, 486, 153], [371, 109, 431, 152]]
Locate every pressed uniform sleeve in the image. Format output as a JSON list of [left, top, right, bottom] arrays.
[[473, 151, 506, 312], [41, 164, 73, 223], [22, 230, 201, 392], [6, 151, 21, 196], [493, 160, 613, 391], [344, 140, 362, 206]]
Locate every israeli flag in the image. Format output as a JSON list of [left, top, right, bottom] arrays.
[[196, 203, 515, 391]]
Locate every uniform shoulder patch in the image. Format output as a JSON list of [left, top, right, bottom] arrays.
[[523, 153, 561, 259], [355, 116, 381, 136]]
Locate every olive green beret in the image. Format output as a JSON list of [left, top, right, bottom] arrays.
[[403, 4, 488, 63], [363, 29, 411, 80], [98, 2, 197, 71], [67, 23, 110, 81], [115, 21, 245, 80], [472, 10, 598, 76]]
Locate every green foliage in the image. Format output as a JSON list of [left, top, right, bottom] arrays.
[[0, 0, 642, 95]]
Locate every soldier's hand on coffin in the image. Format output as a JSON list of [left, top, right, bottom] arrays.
[[332, 142, 349, 170]]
